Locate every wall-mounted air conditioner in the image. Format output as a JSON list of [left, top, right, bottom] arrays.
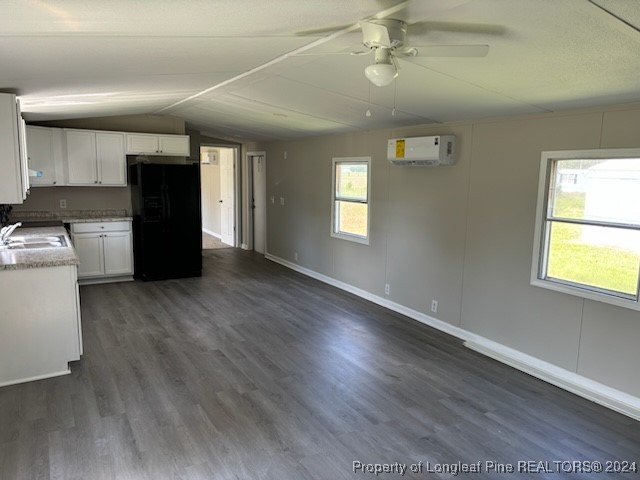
[[387, 135, 456, 166]]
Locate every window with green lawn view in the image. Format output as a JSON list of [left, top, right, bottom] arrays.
[[331, 157, 370, 244], [532, 149, 640, 309]]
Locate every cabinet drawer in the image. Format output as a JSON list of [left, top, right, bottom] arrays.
[[71, 221, 131, 233]]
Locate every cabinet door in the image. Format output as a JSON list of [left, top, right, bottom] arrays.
[[72, 233, 104, 278], [96, 132, 126, 185], [26, 126, 59, 186], [66, 130, 97, 185], [159, 135, 190, 156], [103, 231, 133, 276], [0, 93, 26, 204], [126, 134, 159, 154]]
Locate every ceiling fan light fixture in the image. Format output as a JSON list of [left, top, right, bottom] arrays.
[[364, 62, 397, 87]]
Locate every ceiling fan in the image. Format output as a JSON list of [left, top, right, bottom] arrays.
[[298, 18, 491, 87]]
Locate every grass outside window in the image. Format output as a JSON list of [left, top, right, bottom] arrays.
[[532, 150, 640, 309]]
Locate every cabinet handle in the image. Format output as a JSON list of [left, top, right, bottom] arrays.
[[94, 180, 98, 184], [53, 181, 57, 185]]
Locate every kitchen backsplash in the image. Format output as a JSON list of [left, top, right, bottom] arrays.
[[10, 209, 129, 221]]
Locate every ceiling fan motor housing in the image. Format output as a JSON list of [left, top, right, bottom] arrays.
[[363, 18, 407, 49]]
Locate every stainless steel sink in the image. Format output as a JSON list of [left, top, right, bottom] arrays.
[[1, 235, 67, 250], [9, 235, 66, 245]]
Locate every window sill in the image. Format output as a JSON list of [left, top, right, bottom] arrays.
[[331, 231, 369, 245], [530, 277, 640, 311]]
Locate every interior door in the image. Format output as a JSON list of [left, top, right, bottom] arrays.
[[220, 151, 235, 247], [251, 154, 266, 254]]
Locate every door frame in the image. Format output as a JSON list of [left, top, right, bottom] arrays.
[[247, 151, 267, 253], [200, 143, 240, 248]]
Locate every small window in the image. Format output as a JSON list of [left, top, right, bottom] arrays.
[[331, 157, 370, 244], [532, 149, 640, 309]]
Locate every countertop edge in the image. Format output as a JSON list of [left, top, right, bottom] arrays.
[[0, 227, 80, 271]]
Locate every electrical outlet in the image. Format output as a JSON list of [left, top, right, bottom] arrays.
[[294, 252, 298, 261], [280, 197, 285, 205], [59, 199, 67, 209], [270, 195, 275, 204], [384, 283, 390, 295], [431, 300, 438, 313], [284, 151, 287, 159]]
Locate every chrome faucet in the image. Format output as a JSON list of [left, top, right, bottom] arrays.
[[0, 222, 22, 245]]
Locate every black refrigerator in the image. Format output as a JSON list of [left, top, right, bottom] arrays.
[[130, 163, 202, 280]]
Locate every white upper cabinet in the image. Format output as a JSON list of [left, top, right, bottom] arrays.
[[126, 133, 190, 156], [0, 93, 29, 204], [65, 129, 126, 186], [26, 126, 65, 186], [96, 132, 126, 185], [66, 130, 98, 185], [159, 135, 190, 156]]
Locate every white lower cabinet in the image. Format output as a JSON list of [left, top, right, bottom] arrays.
[[0, 265, 82, 386], [71, 221, 133, 283]]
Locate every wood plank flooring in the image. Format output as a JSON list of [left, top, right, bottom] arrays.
[[1, 249, 639, 479]]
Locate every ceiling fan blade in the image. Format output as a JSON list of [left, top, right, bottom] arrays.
[[408, 44, 490, 58], [409, 21, 506, 36], [291, 50, 371, 57], [360, 21, 392, 48], [295, 24, 353, 36]]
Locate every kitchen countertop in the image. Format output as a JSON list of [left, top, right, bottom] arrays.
[[64, 216, 132, 223], [0, 226, 79, 271]]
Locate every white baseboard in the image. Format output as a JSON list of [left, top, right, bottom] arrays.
[[265, 252, 640, 422], [241, 243, 250, 250], [465, 339, 640, 421], [0, 368, 70, 388], [202, 228, 221, 239], [78, 276, 134, 286]]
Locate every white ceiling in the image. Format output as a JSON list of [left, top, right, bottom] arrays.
[[2, 0, 639, 141]]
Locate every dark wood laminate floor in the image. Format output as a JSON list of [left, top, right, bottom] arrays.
[[1, 249, 639, 479]]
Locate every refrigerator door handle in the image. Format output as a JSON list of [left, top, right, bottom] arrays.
[[161, 184, 169, 232], [165, 187, 172, 221]]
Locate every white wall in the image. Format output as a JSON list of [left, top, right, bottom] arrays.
[[257, 103, 640, 401]]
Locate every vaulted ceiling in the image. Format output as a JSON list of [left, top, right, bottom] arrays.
[[2, 0, 639, 141]]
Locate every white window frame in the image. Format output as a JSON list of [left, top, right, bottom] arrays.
[[331, 156, 371, 245], [531, 148, 640, 311]]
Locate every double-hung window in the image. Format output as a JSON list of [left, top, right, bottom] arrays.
[[331, 157, 370, 244], [531, 149, 640, 310]]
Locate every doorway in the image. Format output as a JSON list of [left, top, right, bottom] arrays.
[[200, 145, 237, 249], [248, 152, 266, 254]]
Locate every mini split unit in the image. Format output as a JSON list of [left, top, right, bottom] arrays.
[[387, 135, 456, 166]]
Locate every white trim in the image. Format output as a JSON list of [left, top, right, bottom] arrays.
[[331, 156, 371, 245], [466, 339, 640, 421], [265, 251, 640, 422], [202, 227, 221, 239], [78, 276, 133, 286], [0, 368, 71, 388], [531, 148, 640, 311]]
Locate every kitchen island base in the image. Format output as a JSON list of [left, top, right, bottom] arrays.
[[0, 264, 82, 387]]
